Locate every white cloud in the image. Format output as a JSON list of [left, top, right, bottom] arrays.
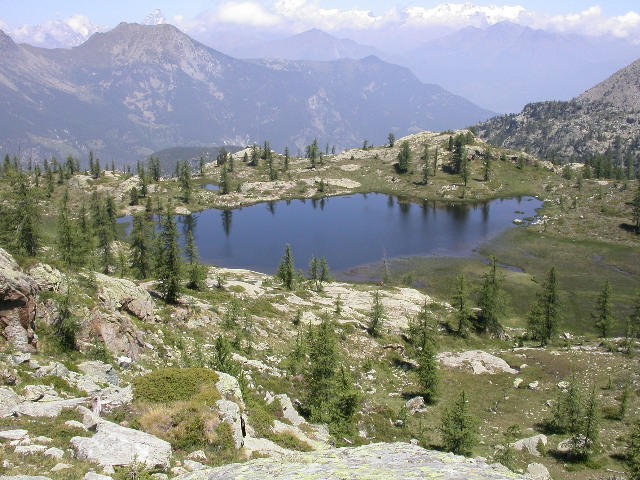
[[403, 3, 528, 29], [217, 2, 281, 27]]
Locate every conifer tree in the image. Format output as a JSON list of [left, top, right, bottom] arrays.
[[306, 314, 338, 422], [483, 149, 493, 181], [397, 141, 411, 174], [388, 132, 395, 148], [12, 173, 41, 256], [184, 214, 207, 291], [284, 146, 290, 171], [178, 160, 193, 203], [220, 163, 231, 195], [130, 212, 155, 279], [157, 207, 182, 303], [477, 256, 508, 336], [367, 290, 386, 337], [420, 144, 430, 185], [629, 290, 640, 339], [452, 274, 472, 337], [416, 333, 439, 403], [527, 266, 561, 345], [56, 189, 83, 268], [440, 390, 478, 456], [276, 244, 295, 290], [593, 279, 615, 337], [627, 420, 640, 480], [633, 182, 640, 234]]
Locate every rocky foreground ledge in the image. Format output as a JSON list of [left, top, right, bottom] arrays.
[[175, 442, 526, 480]]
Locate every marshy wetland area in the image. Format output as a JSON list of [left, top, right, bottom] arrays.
[[1, 130, 639, 479]]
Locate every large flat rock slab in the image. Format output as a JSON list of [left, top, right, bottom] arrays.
[[174, 442, 522, 479]]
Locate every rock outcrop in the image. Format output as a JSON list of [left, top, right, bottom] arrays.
[[95, 274, 154, 323], [0, 248, 39, 353], [438, 350, 518, 375], [71, 407, 172, 469], [173, 442, 523, 479]]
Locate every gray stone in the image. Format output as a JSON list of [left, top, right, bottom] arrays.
[[83, 473, 113, 480], [151, 474, 169, 480], [525, 463, 551, 480], [28, 264, 67, 294], [14, 444, 47, 455], [215, 399, 244, 449], [0, 476, 53, 480], [437, 351, 518, 375], [184, 460, 206, 471], [23, 385, 60, 402], [527, 381, 540, 391], [405, 396, 426, 414], [13, 397, 87, 418], [171, 442, 523, 479], [513, 378, 523, 389], [95, 274, 154, 322], [71, 407, 172, 469], [64, 420, 87, 431], [215, 372, 244, 409], [78, 361, 119, 387], [0, 248, 40, 353], [50, 464, 73, 472], [11, 353, 30, 365], [44, 447, 64, 459], [0, 429, 28, 440], [512, 434, 547, 456], [0, 388, 20, 417], [187, 450, 207, 461], [267, 393, 305, 426]]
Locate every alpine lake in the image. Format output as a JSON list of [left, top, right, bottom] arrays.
[[122, 194, 543, 280]]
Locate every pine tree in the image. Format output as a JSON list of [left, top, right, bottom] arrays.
[[477, 256, 508, 336], [178, 160, 193, 203], [157, 207, 182, 303], [627, 420, 640, 480], [416, 334, 439, 403], [12, 173, 42, 256], [367, 290, 386, 337], [130, 213, 155, 279], [284, 146, 290, 171], [220, 163, 231, 195], [593, 279, 615, 337], [483, 149, 493, 181], [397, 141, 411, 174], [527, 266, 561, 345], [388, 132, 395, 148], [56, 189, 84, 268], [577, 385, 600, 460], [276, 244, 295, 290], [184, 214, 207, 291], [306, 314, 339, 422], [629, 290, 640, 339], [633, 182, 640, 234], [420, 144, 430, 185], [452, 274, 472, 337], [440, 390, 478, 456]]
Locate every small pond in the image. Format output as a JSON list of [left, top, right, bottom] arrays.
[[122, 194, 542, 276]]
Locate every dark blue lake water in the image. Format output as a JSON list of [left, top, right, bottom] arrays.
[[122, 194, 542, 275]]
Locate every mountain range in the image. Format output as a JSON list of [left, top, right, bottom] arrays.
[[475, 57, 640, 165], [0, 22, 492, 164], [238, 22, 640, 114]]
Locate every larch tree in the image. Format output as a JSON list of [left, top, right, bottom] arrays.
[[397, 141, 412, 174], [593, 279, 615, 337], [477, 256, 508, 336], [130, 212, 155, 279], [452, 273, 472, 337], [156, 206, 182, 303], [367, 290, 386, 337], [276, 244, 295, 290], [440, 390, 478, 456], [527, 266, 561, 346]]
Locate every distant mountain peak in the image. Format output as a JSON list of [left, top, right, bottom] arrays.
[[143, 9, 167, 26]]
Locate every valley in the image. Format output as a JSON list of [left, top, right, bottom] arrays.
[[0, 128, 639, 480]]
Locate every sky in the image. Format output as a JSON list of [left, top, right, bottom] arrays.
[[2, 1, 640, 47]]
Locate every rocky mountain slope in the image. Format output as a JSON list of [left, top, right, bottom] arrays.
[[0, 23, 493, 164], [474, 57, 640, 165]]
